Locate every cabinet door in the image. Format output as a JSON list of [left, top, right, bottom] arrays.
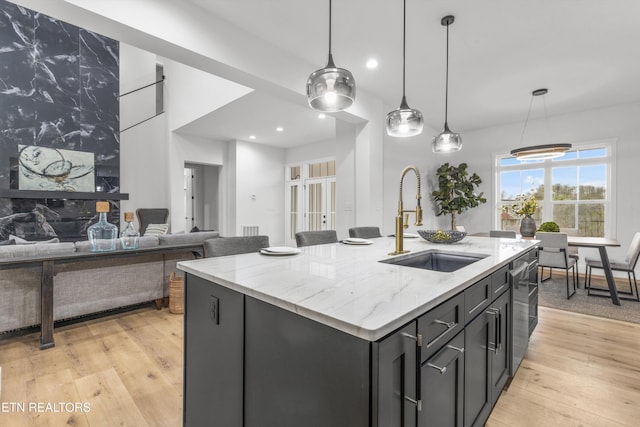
[[183, 274, 244, 427], [464, 310, 493, 427], [491, 289, 511, 407], [419, 331, 465, 427], [375, 322, 418, 427]]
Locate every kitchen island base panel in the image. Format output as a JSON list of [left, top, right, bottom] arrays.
[[245, 297, 370, 427], [184, 275, 244, 427]]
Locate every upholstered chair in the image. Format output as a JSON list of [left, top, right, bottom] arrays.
[[348, 227, 382, 239], [584, 231, 640, 301], [295, 230, 338, 247], [536, 232, 577, 299], [204, 236, 270, 258]]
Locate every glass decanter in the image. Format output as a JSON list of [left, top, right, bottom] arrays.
[[120, 211, 140, 250], [88, 201, 118, 252]]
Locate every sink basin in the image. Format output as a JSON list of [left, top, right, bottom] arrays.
[[380, 250, 488, 272]]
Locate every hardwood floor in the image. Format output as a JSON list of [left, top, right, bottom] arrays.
[[1, 305, 639, 426]]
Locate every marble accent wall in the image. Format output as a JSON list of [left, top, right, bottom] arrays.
[[0, 0, 121, 241]]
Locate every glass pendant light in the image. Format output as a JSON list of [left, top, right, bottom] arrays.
[[385, 0, 424, 137], [510, 89, 571, 160], [432, 15, 462, 153], [306, 0, 356, 112]]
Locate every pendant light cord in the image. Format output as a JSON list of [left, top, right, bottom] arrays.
[[444, 20, 449, 124], [519, 94, 535, 144], [402, 0, 406, 97], [328, 0, 332, 55]]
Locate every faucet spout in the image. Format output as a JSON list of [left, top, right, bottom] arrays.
[[390, 166, 423, 255]]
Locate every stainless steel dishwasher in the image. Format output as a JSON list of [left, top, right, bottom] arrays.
[[510, 251, 538, 374]]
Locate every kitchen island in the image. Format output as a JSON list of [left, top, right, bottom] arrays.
[[178, 235, 537, 427]]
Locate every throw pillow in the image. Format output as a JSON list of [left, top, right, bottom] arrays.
[[9, 235, 59, 245], [9, 235, 36, 245], [0, 239, 16, 246], [144, 223, 169, 236]]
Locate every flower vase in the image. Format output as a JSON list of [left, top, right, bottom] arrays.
[[520, 215, 536, 238]]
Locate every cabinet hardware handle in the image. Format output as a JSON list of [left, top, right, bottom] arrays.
[[433, 319, 456, 329], [427, 343, 465, 375], [496, 308, 502, 350], [402, 332, 422, 411], [405, 396, 422, 411], [402, 332, 423, 347], [426, 362, 447, 374], [486, 308, 499, 354], [447, 345, 464, 354]]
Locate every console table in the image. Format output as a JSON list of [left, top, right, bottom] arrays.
[[0, 243, 205, 349]]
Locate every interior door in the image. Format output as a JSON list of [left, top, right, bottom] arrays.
[[184, 168, 194, 232], [305, 177, 336, 231]]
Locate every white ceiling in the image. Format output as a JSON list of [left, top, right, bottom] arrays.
[[179, 0, 640, 146]]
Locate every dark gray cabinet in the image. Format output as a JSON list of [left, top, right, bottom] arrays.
[[464, 306, 493, 427], [374, 323, 418, 427], [464, 287, 512, 427], [419, 331, 465, 427], [490, 289, 511, 406]]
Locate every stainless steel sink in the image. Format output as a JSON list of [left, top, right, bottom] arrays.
[[380, 250, 488, 272]]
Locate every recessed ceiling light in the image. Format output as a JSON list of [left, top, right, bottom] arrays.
[[366, 58, 378, 69], [318, 113, 326, 119], [276, 127, 284, 132], [249, 135, 256, 140]]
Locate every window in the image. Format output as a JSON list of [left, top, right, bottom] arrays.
[[496, 142, 614, 237]]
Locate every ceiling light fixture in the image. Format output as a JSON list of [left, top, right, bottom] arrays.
[[318, 113, 327, 119], [249, 135, 256, 140], [366, 58, 378, 69], [306, 0, 356, 112], [510, 89, 571, 160], [432, 15, 462, 153], [276, 127, 284, 132], [385, 0, 423, 137]]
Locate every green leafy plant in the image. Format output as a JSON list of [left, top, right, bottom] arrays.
[[502, 194, 538, 217], [538, 221, 560, 232], [431, 163, 487, 230]]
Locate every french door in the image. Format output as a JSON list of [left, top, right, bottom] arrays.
[[305, 177, 336, 232]]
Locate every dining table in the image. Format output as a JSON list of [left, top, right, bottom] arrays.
[[565, 236, 622, 305], [472, 233, 623, 305]]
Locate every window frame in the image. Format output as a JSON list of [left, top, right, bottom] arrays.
[[493, 139, 616, 237]]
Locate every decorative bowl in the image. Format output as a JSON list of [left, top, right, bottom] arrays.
[[417, 229, 467, 244]]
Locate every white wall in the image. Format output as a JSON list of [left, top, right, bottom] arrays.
[[163, 59, 252, 132], [382, 118, 441, 236], [119, 43, 157, 131], [233, 141, 286, 244], [119, 43, 168, 231]]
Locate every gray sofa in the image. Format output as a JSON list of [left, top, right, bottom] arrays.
[[0, 231, 219, 334]]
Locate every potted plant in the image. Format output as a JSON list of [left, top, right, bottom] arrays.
[[538, 221, 560, 232], [502, 194, 539, 237], [431, 163, 487, 230]]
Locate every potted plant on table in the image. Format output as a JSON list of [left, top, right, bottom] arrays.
[[502, 194, 539, 237], [431, 163, 487, 231]]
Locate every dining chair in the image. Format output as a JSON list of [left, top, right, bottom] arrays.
[[348, 226, 382, 239], [536, 232, 577, 299], [295, 230, 338, 247], [136, 208, 169, 236], [584, 231, 640, 301], [204, 235, 270, 257], [560, 228, 580, 262], [489, 230, 517, 238]]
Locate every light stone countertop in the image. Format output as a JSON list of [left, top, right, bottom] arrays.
[[178, 235, 537, 341]]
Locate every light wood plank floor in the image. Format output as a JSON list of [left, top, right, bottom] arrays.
[[1, 305, 639, 426]]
